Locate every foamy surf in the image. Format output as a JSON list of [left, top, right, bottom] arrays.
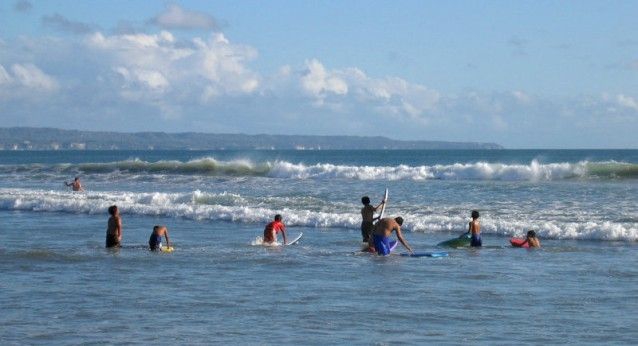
[[1, 188, 636, 241], [250, 236, 282, 246]]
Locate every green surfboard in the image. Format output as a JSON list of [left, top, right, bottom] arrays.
[[437, 233, 471, 248]]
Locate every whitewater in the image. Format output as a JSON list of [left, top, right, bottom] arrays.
[[3, 156, 638, 180], [2, 149, 638, 345], [0, 149, 637, 241]]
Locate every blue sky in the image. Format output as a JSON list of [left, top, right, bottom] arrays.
[[1, 0, 637, 148]]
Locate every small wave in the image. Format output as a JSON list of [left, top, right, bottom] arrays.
[[585, 161, 638, 179], [77, 158, 272, 176], [1, 188, 636, 241], [2, 249, 93, 263], [1, 158, 638, 181]]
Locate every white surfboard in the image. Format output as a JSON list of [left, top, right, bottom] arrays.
[[378, 188, 389, 219], [286, 232, 303, 246]]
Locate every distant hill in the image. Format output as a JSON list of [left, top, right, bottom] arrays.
[[0, 127, 503, 150]]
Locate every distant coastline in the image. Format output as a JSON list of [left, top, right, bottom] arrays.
[[0, 127, 503, 150]]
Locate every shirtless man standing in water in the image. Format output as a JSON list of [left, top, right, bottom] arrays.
[[468, 210, 481, 247], [65, 177, 84, 192], [106, 205, 122, 248]]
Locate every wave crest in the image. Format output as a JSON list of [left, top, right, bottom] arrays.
[[1, 158, 638, 181]]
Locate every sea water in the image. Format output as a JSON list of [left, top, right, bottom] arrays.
[[0, 150, 637, 344]]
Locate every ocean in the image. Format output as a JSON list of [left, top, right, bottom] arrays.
[[1, 149, 637, 344]]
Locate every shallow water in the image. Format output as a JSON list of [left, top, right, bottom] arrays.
[[1, 150, 637, 344], [1, 210, 637, 344]]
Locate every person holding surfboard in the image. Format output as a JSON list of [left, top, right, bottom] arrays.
[[263, 214, 287, 245], [360, 195, 385, 243], [510, 230, 541, 248], [370, 216, 414, 256], [149, 225, 171, 251]]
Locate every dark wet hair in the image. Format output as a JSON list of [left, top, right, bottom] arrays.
[[471, 210, 479, 219], [153, 225, 161, 232], [361, 196, 370, 205], [395, 216, 404, 225], [74, 177, 80, 181], [527, 230, 536, 238], [108, 205, 117, 216], [274, 214, 282, 221]]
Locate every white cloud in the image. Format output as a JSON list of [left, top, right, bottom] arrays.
[[193, 33, 260, 95], [301, 59, 348, 97], [511, 90, 531, 103], [0, 65, 13, 85], [0, 63, 58, 91], [149, 5, 218, 30], [114, 66, 169, 91], [294, 59, 440, 122], [87, 31, 259, 107], [616, 94, 638, 111], [1, 27, 637, 147]]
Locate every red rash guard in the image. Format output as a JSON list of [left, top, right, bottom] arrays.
[[263, 220, 285, 242]]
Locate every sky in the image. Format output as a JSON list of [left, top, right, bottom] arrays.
[[0, 0, 637, 148]]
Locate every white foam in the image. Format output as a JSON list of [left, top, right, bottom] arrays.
[[268, 159, 585, 181], [1, 188, 636, 241]]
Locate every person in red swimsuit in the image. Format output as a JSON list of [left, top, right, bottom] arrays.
[[263, 214, 287, 245]]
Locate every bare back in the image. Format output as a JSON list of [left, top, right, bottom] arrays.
[[72, 181, 82, 191], [528, 237, 540, 248], [373, 217, 400, 237], [469, 219, 480, 235], [361, 205, 376, 223], [372, 217, 413, 254], [153, 227, 167, 237], [107, 216, 121, 237]]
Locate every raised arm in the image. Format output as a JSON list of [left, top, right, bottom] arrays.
[[372, 200, 385, 221]]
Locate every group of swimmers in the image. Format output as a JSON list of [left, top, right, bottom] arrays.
[[359, 196, 413, 255], [65, 178, 170, 251], [359, 196, 540, 254], [261, 195, 540, 256], [105, 205, 171, 251], [70, 177, 539, 253], [102, 200, 539, 253]]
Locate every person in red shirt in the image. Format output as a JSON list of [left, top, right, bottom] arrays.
[[263, 214, 287, 245]]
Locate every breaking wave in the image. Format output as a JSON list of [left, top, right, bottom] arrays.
[[0, 188, 636, 241], [1, 158, 637, 181]]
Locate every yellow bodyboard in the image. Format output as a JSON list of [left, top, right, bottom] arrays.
[[160, 246, 174, 253]]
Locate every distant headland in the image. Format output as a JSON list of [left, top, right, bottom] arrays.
[[0, 127, 503, 150]]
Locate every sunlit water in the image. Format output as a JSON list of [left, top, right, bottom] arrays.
[[1, 150, 637, 344]]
